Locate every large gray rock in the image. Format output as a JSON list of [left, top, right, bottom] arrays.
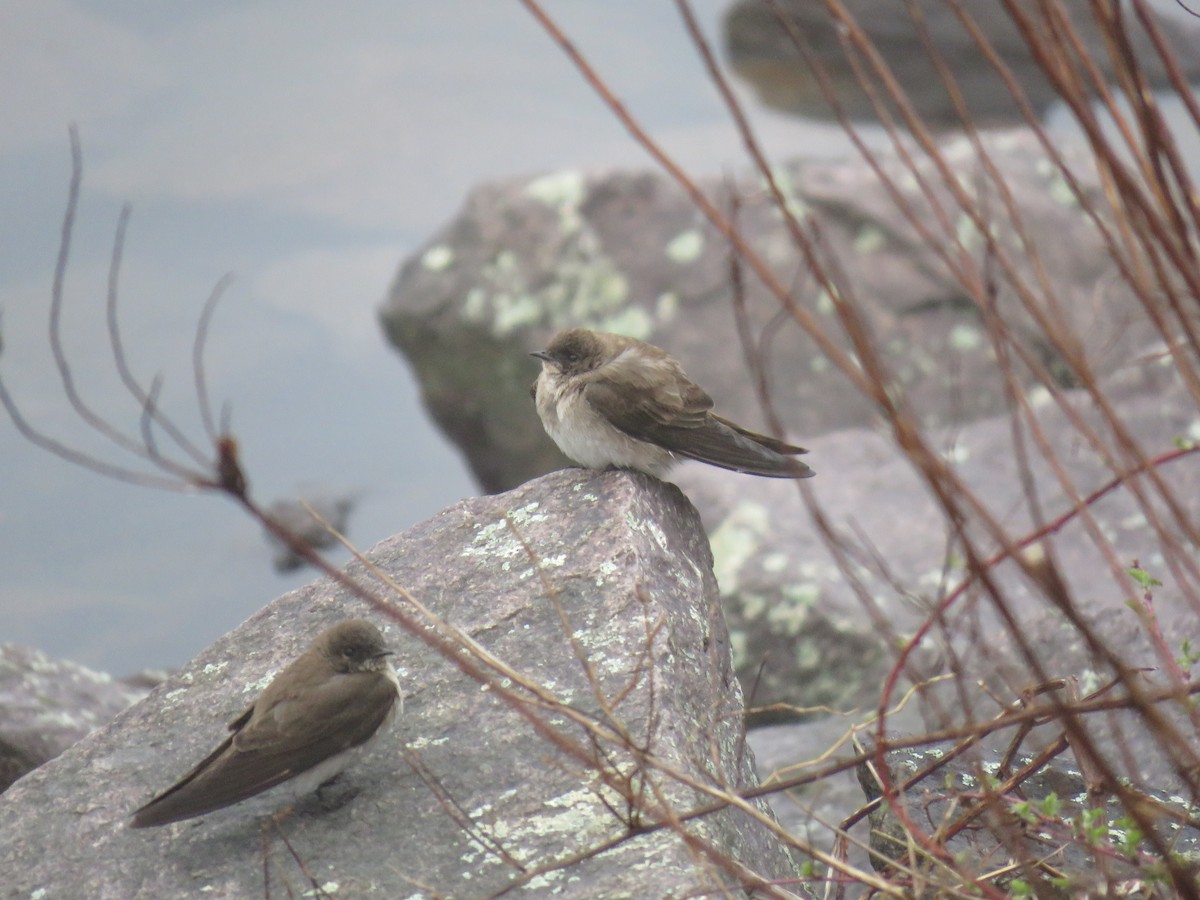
[[0, 644, 149, 793], [724, 0, 1200, 126], [0, 471, 802, 899], [712, 354, 1200, 879]]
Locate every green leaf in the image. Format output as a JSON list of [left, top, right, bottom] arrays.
[[1127, 565, 1162, 590], [1038, 792, 1060, 818]]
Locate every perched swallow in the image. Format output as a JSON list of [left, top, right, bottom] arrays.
[[531, 328, 814, 479], [131, 619, 400, 828]]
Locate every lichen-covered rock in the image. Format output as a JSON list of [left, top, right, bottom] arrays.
[[681, 353, 1200, 745], [0, 644, 150, 793], [0, 470, 802, 899]]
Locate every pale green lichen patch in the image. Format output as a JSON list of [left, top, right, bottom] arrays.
[[665, 228, 704, 263], [525, 251, 632, 334], [768, 582, 820, 636], [508, 500, 547, 527], [408, 734, 449, 751], [244, 670, 278, 695], [709, 502, 770, 597], [761, 551, 789, 574], [461, 287, 488, 323], [461, 784, 622, 874], [942, 442, 969, 464], [729, 629, 749, 668], [596, 305, 652, 340], [525, 170, 586, 211], [853, 224, 887, 255], [738, 592, 768, 621], [570, 483, 600, 502], [1120, 512, 1148, 530], [463, 503, 550, 569], [1027, 384, 1052, 408], [655, 291, 679, 322], [793, 639, 821, 669], [764, 165, 809, 220], [798, 560, 839, 582], [1046, 171, 1081, 208], [492, 293, 544, 336], [949, 323, 982, 351], [595, 559, 619, 586], [421, 244, 455, 271], [954, 213, 985, 253], [624, 511, 671, 554], [918, 567, 947, 587], [201, 661, 228, 677]]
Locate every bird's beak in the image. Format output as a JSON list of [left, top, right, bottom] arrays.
[[530, 350, 553, 363]]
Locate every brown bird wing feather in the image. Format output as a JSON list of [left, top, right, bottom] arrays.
[[582, 361, 813, 478], [130, 671, 397, 828]]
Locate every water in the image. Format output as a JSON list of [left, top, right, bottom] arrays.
[[0, 0, 860, 674], [2, 1, 1194, 676]]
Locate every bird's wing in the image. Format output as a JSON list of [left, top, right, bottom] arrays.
[[581, 351, 713, 436], [130, 673, 397, 828], [709, 413, 809, 456], [583, 357, 812, 478]]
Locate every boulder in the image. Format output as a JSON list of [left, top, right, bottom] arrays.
[[0, 470, 802, 899], [723, 0, 1200, 126], [0, 643, 149, 793]]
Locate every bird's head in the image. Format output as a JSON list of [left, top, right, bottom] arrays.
[[322, 619, 393, 674], [531, 328, 622, 377]]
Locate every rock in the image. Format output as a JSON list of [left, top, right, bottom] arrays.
[[685, 353, 1200, 766], [0, 471, 802, 899], [0, 644, 150, 793], [723, 0, 1200, 126]]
